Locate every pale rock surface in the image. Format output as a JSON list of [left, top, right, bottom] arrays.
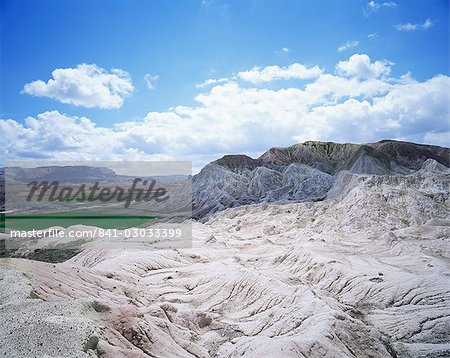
[[1, 166, 449, 357], [0, 264, 99, 357]]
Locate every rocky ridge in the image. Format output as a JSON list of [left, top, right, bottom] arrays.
[[193, 140, 449, 218]]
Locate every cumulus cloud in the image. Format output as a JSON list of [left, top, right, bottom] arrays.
[[144, 74, 159, 90], [23, 64, 134, 109], [3, 54, 449, 170], [396, 18, 434, 31], [282, 47, 290, 53], [237, 63, 323, 83], [337, 40, 359, 52], [368, 32, 378, 39], [336, 54, 393, 79]]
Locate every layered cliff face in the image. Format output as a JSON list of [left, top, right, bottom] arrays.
[[193, 140, 449, 219], [193, 162, 333, 219]]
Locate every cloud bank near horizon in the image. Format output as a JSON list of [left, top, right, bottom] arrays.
[[3, 54, 449, 171]]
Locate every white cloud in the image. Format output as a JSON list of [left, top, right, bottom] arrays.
[[422, 18, 434, 29], [237, 63, 322, 83], [3, 55, 448, 170], [144, 74, 159, 90], [282, 47, 290, 53], [368, 1, 379, 9], [337, 40, 359, 52], [368, 32, 378, 39], [23, 64, 134, 109], [196, 78, 229, 88], [364, 1, 397, 16], [382, 2, 397, 8], [396, 23, 418, 31], [336, 54, 393, 79], [396, 18, 434, 31], [423, 132, 450, 148]]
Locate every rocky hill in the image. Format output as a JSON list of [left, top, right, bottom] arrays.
[[193, 140, 449, 219], [5, 166, 117, 183]]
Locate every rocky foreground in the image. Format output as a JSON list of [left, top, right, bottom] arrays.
[[1, 155, 449, 357]]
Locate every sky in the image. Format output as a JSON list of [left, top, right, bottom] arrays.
[[1, 0, 449, 172]]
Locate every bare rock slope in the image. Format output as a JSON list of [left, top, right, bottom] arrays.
[[192, 140, 449, 219], [1, 160, 449, 357]]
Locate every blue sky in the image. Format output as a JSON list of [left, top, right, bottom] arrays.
[[1, 0, 449, 170]]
